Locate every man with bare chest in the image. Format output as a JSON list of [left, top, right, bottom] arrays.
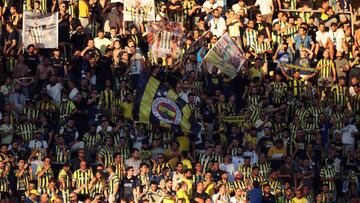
[[36, 61, 54, 91]]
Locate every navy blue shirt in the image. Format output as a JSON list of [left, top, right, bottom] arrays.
[[248, 187, 262, 203]]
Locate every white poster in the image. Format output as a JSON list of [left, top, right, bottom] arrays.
[[22, 12, 58, 49], [124, 0, 155, 22]]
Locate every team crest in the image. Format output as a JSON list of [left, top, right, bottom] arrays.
[[152, 98, 182, 125]]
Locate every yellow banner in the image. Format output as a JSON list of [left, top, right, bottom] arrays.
[[222, 116, 245, 123]]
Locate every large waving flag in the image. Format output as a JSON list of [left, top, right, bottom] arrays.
[[133, 76, 200, 135]]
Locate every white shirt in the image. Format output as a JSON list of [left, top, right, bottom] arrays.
[[232, 3, 247, 15], [47, 83, 62, 103], [232, 156, 244, 170], [202, 1, 219, 12], [230, 196, 247, 203], [94, 37, 112, 55], [212, 193, 230, 203], [209, 17, 227, 38], [341, 124, 358, 145], [328, 29, 345, 52], [254, 0, 273, 15], [315, 30, 330, 46], [28, 140, 48, 151]]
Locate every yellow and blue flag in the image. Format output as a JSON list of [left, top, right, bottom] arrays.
[[133, 76, 200, 135]]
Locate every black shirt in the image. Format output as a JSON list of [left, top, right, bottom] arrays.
[[191, 191, 210, 203], [120, 176, 139, 200], [24, 52, 40, 76]]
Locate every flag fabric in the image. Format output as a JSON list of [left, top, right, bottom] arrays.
[[204, 33, 245, 79], [22, 11, 58, 49], [133, 75, 201, 135], [124, 0, 155, 22], [147, 21, 185, 59], [182, 31, 210, 65]]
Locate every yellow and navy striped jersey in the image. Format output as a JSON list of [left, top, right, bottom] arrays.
[[268, 180, 281, 195], [250, 42, 271, 55], [317, 59, 335, 78], [55, 145, 70, 164], [0, 169, 9, 193], [198, 153, 212, 174], [98, 89, 116, 110], [272, 31, 283, 47], [271, 82, 288, 104], [283, 25, 298, 40], [16, 123, 36, 143], [254, 162, 271, 179], [215, 102, 231, 116], [306, 106, 325, 124], [98, 146, 114, 168], [58, 169, 71, 189], [15, 168, 31, 191], [248, 175, 265, 185], [59, 100, 76, 122], [36, 100, 57, 111], [288, 78, 305, 97], [247, 104, 260, 125], [351, 94, 360, 113], [238, 165, 253, 180], [41, 187, 59, 199], [90, 181, 106, 197], [320, 167, 338, 191], [83, 132, 101, 150], [244, 29, 259, 48], [72, 168, 94, 195], [331, 112, 346, 130], [112, 162, 126, 181], [154, 162, 172, 176], [22, 107, 39, 120], [301, 122, 317, 143], [182, 0, 196, 16], [331, 85, 348, 106], [36, 166, 54, 190]]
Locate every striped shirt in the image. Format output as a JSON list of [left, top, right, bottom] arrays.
[[320, 167, 338, 191], [331, 85, 348, 106], [58, 169, 71, 189], [16, 123, 36, 143], [15, 168, 30, 191], [244, 29, 258, 48], [317, 59, 335, 78], [98, 146, 114, 168], [55, 145, 70, 164], [72, 169, 94, 195], [36, 166, 54, 190], [83, 132, 101, 150]]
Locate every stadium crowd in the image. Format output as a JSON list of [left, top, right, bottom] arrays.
[[1, 0, 360, 202]]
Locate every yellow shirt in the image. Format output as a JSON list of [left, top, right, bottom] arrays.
[[181, 159, 192, 170], [204, 182, 215, 196], [267, 146, 286, 159], [79, 0, 90, 18], [120, 102, 133, 119], [176, 136, 190, 152], [291, 197, 308, 203], [243, 134, 257, 146], [177, 189, 190, 203]]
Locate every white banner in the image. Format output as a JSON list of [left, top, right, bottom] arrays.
[[22, 12, 58, 49], [124, 0, 155, 22]]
